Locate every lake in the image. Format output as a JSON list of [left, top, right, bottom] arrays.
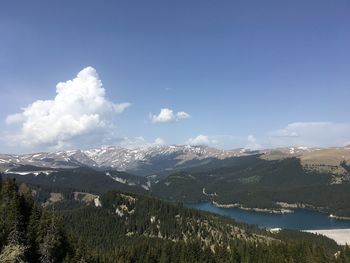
[[186, 202, 350, 230]]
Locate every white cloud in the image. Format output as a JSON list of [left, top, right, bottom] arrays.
[[118, 136, 165, 149], [176, 111, 190, 119], [114, 102, 132, 113], [118, 136, 148, 149], [150, 108, 190, 123], [267, 122, 350, 148], [187, 134, 211, 146], [5, 66, 131, 150], [5, 113, 25, 124], [186, 134, 255, 149], [154, 137, 166, 146], [245, 135, 261, 150], [150, 108, 174, 123], [185, 122, 350, 150]]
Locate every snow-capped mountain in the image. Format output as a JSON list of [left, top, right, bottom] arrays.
[[1, 145, 349, 177], [0, 145, 243, 176], [82, 145, 240, 169]]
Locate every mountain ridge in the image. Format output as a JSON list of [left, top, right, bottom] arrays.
[[1, 144, 349, 176], [2, 145, 350, 217], [0, 145, 248, 175]]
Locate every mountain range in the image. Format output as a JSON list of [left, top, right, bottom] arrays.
[[1, 144, 350, 217], [0, 145, 253, 176], [1, 144, 350, 176]]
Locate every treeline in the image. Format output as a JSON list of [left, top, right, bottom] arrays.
[[66, 237, 350, 263]]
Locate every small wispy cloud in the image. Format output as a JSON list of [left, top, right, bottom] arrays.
[[119, 136, 165, 149], [245, 135, 261, 150], [150, 108, 190, 123], [187, 134, 211, 146], [267, 122, 350, 148], [186, 134, 262, 150]]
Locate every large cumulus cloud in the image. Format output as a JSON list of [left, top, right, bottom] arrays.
[[5, 66, 130, 150]]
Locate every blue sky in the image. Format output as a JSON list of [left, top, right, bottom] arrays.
[[1, 0, 350, 153]]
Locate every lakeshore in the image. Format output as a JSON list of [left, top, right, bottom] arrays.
[[187, 202, 350, 230], [213, 200, 350, 219], [212, 201, 293, 214]]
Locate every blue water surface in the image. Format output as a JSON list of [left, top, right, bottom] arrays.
[[186, 202, 350, 230]]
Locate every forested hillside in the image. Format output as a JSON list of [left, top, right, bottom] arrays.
[[152, 155, 350, 217], [62, 190, 350, 263], [1, 176, 350, 262]]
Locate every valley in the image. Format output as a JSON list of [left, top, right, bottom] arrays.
[[1, 144, 350, 262], [2, 145, 350, 219]]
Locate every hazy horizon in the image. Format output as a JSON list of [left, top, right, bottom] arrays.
[[2, 142, 350, 156]]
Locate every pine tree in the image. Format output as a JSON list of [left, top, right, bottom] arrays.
[[39, 216, 62, 263]]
